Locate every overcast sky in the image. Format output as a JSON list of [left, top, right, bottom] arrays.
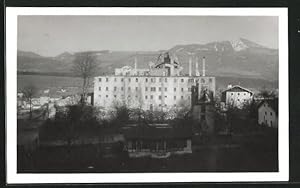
[[18, 16, 278, 56]]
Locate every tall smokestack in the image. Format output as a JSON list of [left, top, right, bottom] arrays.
[[195, 57, 200, 76], [189, 57, 192, 77], [134, 57, 137, 70], [202, 56, 206, 77]]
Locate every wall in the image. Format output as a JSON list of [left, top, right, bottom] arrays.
[[225, 91, 252, 108], [94, 75, 215, 112]]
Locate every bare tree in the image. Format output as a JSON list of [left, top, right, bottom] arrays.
[[72, 52, 98, 104], [22, 85, 37, 119]]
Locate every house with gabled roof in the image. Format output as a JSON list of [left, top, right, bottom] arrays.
[[221, 85, 253, 109], [258, 99, 278, 128]]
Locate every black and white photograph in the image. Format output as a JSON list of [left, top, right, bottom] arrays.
[[5, 7, 289, 183]]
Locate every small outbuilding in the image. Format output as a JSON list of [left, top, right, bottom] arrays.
[[221, 85, 253, 109], [258, 99, 278, 128], [123, 124, 192, 158]]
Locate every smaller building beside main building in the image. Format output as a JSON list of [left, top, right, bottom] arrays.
[[258, 99, 278, 128], [221, 85, 253, 109]]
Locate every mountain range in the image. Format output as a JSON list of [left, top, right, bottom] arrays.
[[17, 38, 278, 81]]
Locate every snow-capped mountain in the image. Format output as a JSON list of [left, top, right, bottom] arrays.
[[17, 38, 278, 81]]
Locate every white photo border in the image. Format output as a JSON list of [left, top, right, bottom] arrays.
[[6, 7, 289, 184]]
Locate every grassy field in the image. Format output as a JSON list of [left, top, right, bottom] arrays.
[[17, 74, 277, 95], [18, 75, 83, 90]]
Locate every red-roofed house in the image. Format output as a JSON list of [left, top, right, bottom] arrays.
[[258, 99, 278, 128], [221, 85, 253, 109]]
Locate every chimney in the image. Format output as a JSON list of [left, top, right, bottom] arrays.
[[189, 57, 192, 77], [202, 56, 206, 77], [195, 57, 200, 76], [134, 57, 137, 70]]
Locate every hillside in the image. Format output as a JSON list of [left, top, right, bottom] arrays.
[[17, 38, 278, 81]]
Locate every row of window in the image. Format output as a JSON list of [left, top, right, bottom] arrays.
[[98, 86, 192, 92], [230, 98, 248, 102], [98, 77, 213, 83], [98, 94, 189, 100], [230, 92, 248, 96], [264, 111, 273, 116]]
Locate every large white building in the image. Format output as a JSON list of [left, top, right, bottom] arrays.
[[94, 52, 216, 112]]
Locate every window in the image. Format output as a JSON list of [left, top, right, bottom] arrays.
[[201, 78, 205, 83], [128, 78, 131, 82], [136, 78, 138, 82], [165, 78, 168, 82], [128, 87, 131, 91], [159, 87, 161, 91], [159, 104, 161, 107], [135, 87, 138, 91], [174, 88, 176, 92], [145, 96, 148, 99], [99, 87, 101, 91], [188, 96, 191, 99], [121, 78, 124, 82], [146, 78, 148, 82], [106, 87, 109, 91], [270, 112, 272, 116], [265, 111, 267, 115], [181, 96, 184, 99], [174, 96, 176, 100], [270, 121, 273, 127], [106, 78, 109, 82], [114, 87, 117, 91], [165, 88, 167, 92], [181, 88, 184, 92], [244, 93, 246, 96], [151, 78, 154, 82], [209, 78, 212, 83], [106, 95, 108, 98], [114, 95, 117, 98], [159, 96, 162, 100], [188, 88, 191, 92], [151, 87, 156, 92], [121, 87, 124, 91], [135, 96, 138, 98], [150, 95, 153, 99], [145, 87, 148, 91], [159, 78, 162, 82], [99, 95, 101, 98], [181, 78, 184, 83], [114, 78, 117, 82], [231, 93, 233, 95], [99, 78, 102, 82], [165, 96, 167, 98]]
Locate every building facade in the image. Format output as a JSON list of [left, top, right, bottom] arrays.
[[221, 85, 253, 109], [258, 100, 278, 128], [123, 124, 192, 158], [94, 53, 216, 112]]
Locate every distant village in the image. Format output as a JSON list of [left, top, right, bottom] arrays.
[[17, 52, 278, 171]]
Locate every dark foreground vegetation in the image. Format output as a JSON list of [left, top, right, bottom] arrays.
[[18, 103, 278, 173]]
